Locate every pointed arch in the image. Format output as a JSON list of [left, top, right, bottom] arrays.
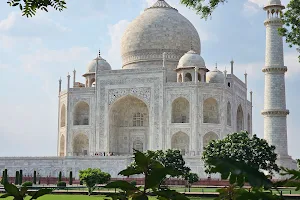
[[59, 134, 65, 157], [227, 102, 232, 126], [203, 98, 219, 124], [60, 104, 66, 127], [185, 73, 192, 82], [237, 104, 244, 132], [171, 132, 189, 155], [73, 133, 89, 156], [172, 97, 190, 123], [109, 95, 149, 154], [203, 132, 219, 150], [73, 101, 90, 125]]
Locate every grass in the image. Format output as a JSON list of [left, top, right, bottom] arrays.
[[3, 195, 214, 200]]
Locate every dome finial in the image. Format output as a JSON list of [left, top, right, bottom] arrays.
[[215, 62, 218, 69], [98, 49, 101, 58]]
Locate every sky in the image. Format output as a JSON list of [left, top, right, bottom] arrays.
[[0, 0, 299, 158]]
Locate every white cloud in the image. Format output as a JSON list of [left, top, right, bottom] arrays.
[[106, 20, 130, 69], [0, 12, 18, 31]]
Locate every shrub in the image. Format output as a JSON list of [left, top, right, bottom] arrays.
[[57, 181, 66, 188], [22, 181, 33, 187], [79, 180, 83, 185], [130, 180, 137, 186]]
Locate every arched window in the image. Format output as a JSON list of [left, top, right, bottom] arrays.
[[198, 73, 201, 82], [171, 132, 189, 155], [237, 105, 244, 132], [90, 78, 95, 87], [133, 112, 144, 127], [227, 102, 231, 126], [133, 140, 143, 152], [247, 114, 251, 133], [178, 74, 183, 82], [203, 98, 219, 124], [60, 104, 66, 127], [203, 132, 218, 150], [73, 101, 90, 125], [185, 73, 192, 82], [59, 135, 65, 157], [73, 134, 89, 156], [172, 97, 190, 123]]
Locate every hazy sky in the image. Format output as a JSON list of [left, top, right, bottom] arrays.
[[0, 0, 299, 158]]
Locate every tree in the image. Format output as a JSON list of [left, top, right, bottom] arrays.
[[278, 0, 300, 62], [105, 150, 189, 200], [79, 168, 111, 195], [202, 131, 279, 175], [184, 173, 199, 192], [7, 0, 66, 17], [19, 170, 23, 185], [69, 171, 73, 185], [15, 171, 19, 185], [33, 171, 37, 185], [58, 171, 62, 182], [130, 149, 191, 178], [180, 0, 300, 62]]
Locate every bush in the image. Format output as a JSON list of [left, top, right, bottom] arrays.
[[57, 181, 66, 188], [22, 181, 33, 187], [130, 180, 137, 186], [79, 180, 83, 185]]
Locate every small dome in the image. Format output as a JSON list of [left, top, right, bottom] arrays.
[[177, 50, 206, 69], [206, 67, 225, 83], [86, 56, 111, 73], [268, 0, 281, 5]]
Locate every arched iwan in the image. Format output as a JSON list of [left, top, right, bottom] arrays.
[[203, 98, 219, 124], [172, 97, 190, 123], [109, 95, 149, 155], [73, 101, 90, 125]]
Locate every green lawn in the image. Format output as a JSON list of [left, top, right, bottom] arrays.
[[3, 195, 214, 200]]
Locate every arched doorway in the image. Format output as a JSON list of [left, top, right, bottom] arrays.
[[109, 95, 149, 155], [171, 132, 189, 155], [73, 134, 89, 156], [60, 104, 66, 127], [203, 132, 218, 149]]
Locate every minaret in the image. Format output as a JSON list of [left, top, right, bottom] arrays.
[[262, 0, 295, 170]]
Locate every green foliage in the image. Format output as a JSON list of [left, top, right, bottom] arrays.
[[58, 171, 62, 182], [105, 150, 188, 200], [15, 171, 19, 185], [0, 183, 52, 200], [180, 0, 226, 19], [22, 181, 33, 187], [185, 173, 199, 185], [130, 180, 137, 186], [202, 131, 279, 175], [33, 171, 37, 184], [297, 159, 300, 169], [57, 181, 66, 188], [19, 170, 23, 185], [281, 167, 300, 191], [0, 171, 4, 185], [278, 0, 300, 62], [130, 149, 191, 178], [69, 171, 73, 185], [79, 168, 111, 195], [7, 0, 67, 17]]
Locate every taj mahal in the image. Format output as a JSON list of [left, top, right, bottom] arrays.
[[0, 0, 297, 179]]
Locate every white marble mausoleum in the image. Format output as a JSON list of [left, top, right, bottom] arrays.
[[0, 0, 296, 179]]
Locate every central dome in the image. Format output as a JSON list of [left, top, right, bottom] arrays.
[[121, 0, 201, 69]]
